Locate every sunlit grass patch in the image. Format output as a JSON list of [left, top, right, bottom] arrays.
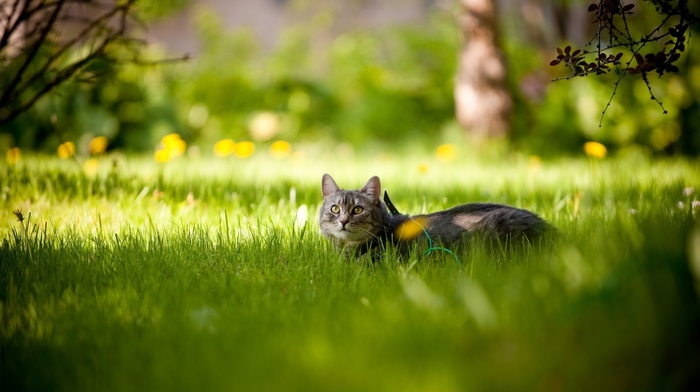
[[1, 150, 699, 391]]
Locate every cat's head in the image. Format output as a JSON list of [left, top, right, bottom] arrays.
[[319, 174, 386, 246]]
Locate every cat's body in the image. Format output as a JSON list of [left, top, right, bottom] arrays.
[[319, 174, 550, 258]]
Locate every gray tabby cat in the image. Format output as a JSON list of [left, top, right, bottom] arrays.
[[319, 174, 550, 258]]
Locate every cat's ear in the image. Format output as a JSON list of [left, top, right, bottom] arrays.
[[361, 176, 381, 204], [322, 174, 340, 198]]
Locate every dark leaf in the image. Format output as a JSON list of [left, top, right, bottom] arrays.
[[641, 62, 656, 71], [550, 59, 561, 66], [565, 46, 571, 55], [572, 49, 581, 57], [622, 4, 635, 12], [588, 3, 599, 12], [615, 53, 623, 61], [668, 65, 679, 73], [557, 47, 563, 56], [669, 53, 680, 62]]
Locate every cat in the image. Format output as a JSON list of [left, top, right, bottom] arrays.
[[319, 174, 551, 259]]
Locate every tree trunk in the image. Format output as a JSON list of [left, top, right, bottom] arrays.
[[455, 0, 512, 138]]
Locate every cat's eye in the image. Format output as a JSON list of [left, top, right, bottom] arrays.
[[352, 206, 364, 214], [330, 205, 340, 214]]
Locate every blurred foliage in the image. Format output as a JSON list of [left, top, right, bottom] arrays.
[[1, 3, 699, 156], [135, 0, 192, 22], [167, 7, 460, 148]]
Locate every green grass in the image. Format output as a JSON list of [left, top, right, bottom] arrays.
[[2, 150, 700, 391]]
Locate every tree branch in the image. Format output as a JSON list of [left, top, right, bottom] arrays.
[[7, 3, 128, 107], [0, 0, 185, 124], [0, 0, 65, 108], [0, 0, 30, 53]]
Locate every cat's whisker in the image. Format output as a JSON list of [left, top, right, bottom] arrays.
[[346, 224, 381, 240]]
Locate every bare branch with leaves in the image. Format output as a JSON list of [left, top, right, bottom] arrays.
[[549, 0, 697, 126]]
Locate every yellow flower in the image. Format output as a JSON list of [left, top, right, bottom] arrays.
[[233, 141, 255, 158], [161, 133, 186, 158], [435, 143, 457, 162], [395, 217, 430, 241], [154, 148, 171, 163], [57, 141, 75, 159], [6, 147, 21, 164], [528, 155, 542, 171], [269, 140, 292, 159], [584, 141, 607, 158], [417, 163, 430, 174], [171, 140, 187, 157], [83, 158, 99, 176], [89, 136, 109, 155], [213, 139, 236, 157], [161, 133, 182, 147]]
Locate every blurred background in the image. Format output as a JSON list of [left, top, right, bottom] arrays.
[[1, 0, 699, 158]]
